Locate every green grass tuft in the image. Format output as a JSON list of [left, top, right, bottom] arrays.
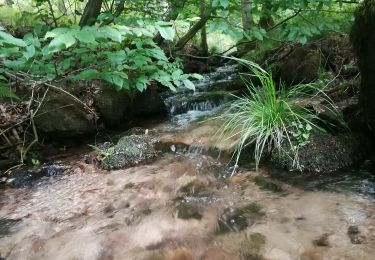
[[216, 57, 340, 172]]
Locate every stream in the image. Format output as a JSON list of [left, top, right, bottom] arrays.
[[0, 66, 374, 260]]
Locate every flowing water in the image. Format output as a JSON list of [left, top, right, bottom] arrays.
[[1, 66, 375, 260]]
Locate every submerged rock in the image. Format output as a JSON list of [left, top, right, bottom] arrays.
[[217, 203, 265, 233], [254, 175, 283, 192], [271, 133, 364, 173], [176, 202, 202, 220], [0, 218, 22, 238], [238, 232, 266, 259], [5, 163, 69, 188], [101, 135, 158, 170]]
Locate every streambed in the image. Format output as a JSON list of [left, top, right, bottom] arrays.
[[0, 66, 374, 260]]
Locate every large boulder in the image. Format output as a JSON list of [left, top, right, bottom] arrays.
[[35, 88, 96, 139], [272, 46, 322, 85], [133, 87, 167, 117], [350, 0, 375, 126], [255, 33, 357, 86], [101, 134, 158, 170], [94, 87, 166, 128], [94, 86, 131, 127], [271, 133, 365, 173]]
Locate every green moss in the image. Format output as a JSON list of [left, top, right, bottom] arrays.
[[100, 135, 157, 170]]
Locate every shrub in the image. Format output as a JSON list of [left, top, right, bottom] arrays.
[[216, 58, 339, 171]]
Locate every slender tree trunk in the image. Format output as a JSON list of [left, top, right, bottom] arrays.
[[100, 0, 126, 26], [200, 0, 209, 56], [173, 6, 213, 51], [259, 0, 274, 29], [241, 0, 252, 32], [238, 0, 253, 53], [79, 0, 103, 27]]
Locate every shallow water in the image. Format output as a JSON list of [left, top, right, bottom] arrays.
[[1, 69, 375, 259]]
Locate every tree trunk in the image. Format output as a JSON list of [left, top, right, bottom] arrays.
[[238, 0, 253, 53], [101, 0, 126, 26], [350, 0, 375, 126], [241, 0, 252, 32], [154, 0, 186, 45], [200, 0, 209, 56], [173, 6, 213, 51], [79, 0, 103, 27], [259, 0, 274, 29]]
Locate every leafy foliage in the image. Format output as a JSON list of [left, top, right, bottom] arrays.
[[0, 23, 201, 92], [216, 58, 339, 171]]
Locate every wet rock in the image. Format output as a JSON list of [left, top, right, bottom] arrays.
[[35, 88, 95, 139], [313, 233, 331, 247], [94, 86, 131, 127], [254, 175, 283, 192], [176, 202, 202, 220], [238, 232, 266, 260], [271, 133, 364, 173], [348, 225, 360, 235], [217, 203, 265, 233], [95, 87, 166, 128], [133, 88, 167, 117], [6, 163, 69, 188], [179, 179, 212, 197], [164, 91, 233, 115], [101, 135, 158, 170], [347, 225, 366, 244], [0, 218, 22, 238]]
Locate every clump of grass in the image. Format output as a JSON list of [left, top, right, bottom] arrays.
[[216, 57, 339, 172]]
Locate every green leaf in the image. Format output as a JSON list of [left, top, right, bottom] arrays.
[[0, 83, 19, 99], [75, 29, 96, 43], [48, 33, 76, 52], [23, 45, 35, 60], [44, 28, 70, 39], [298, 36, 308, 45], [157, 25, 175, 41], [103, 27, 122, 42], [253, 30, 264, 41], [74, 69, 101, 80], [183, 79, 195, 91], [0, 31, 27, 47]]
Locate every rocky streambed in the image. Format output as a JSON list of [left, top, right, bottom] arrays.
[[1, 65, 375, 260]]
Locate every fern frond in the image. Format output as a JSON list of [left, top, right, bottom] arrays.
[[0, 83, 19, 99]]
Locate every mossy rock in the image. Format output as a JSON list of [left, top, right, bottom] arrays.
[[101, 135, 158, 170], [217, 203, 265, 233], [271, 133, 364, 173]]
